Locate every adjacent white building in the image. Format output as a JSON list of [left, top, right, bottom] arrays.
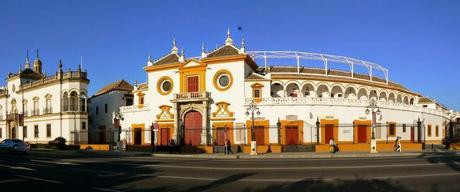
[[0, 50, 89, 144], [89, 80, 133, 144]]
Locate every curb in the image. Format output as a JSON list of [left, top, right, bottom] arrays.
[[151, 152, 431, 159]]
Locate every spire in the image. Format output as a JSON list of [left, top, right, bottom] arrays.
[[239, 38, 246, 54], [201, 43, 207, 58], [58, 59, 63, 72], [33, 49, 42, 74], [171, 38, 179, 54], [225, 28, 233, 46], [36, 49, 40, 59], [25, 49, 30, 69], [179, 47, 185, 63]]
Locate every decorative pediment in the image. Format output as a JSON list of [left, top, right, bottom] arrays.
[[156, 105, 174, 120], [212, 101, 234, 118], [182, 59, 203, 68]]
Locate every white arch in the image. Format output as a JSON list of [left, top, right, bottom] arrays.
[[388, 92, 396, 103], [301, 82, 315, 97], [331, 85, 344, 98], [271, 83, 284, 97], [369, 89, 378, 100], [357, 87, 368, 100], [285, 82, 301, 97], [403, 96, 409, 105], [396, 94, 403, 103], [379, 91, 388, 102], [344, 86, 357, 99], [316, 84, 330, 98]]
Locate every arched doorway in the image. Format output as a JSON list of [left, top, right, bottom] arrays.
[[11, 127, 16, 139], [184, 111, 202, 146]]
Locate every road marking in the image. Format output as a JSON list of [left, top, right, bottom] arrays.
[[0, 164, 36, 171], [22, 163, 53, 168], [16, 175, 62, 184], [158, 175, 217, 181], [142, 162, 459, 170], [31, 159, 79, 165], [374, 172, 460, 179], [92, 187, 125, 192], [0, 179, 26, 184]]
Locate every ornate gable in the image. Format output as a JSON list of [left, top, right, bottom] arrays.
[[212, 102, 234, 119], [156, 105, 174, 122]]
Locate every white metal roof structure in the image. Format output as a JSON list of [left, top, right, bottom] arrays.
[[246, 51, 389, 84]]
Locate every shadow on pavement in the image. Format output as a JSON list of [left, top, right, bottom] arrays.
[[418, 152, 460, 172], [240, 178, 416, 192]]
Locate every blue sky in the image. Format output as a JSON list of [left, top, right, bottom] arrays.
[[1, 0, 459, 110]]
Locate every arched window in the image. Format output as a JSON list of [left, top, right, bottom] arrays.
[[316, 84, 329, 98], [45, 94, 52, 114], [22, 100, 28, 116], [301, 83, 315, 97], [331, 85, 344, 98], [32, 97, 39, 115], [285, 83, 300, 97], [80, 93, 87, 112], [357, 88, 368, 100], [63, 92, 69, 111], [344, 86, 357, 99], [70, 91, 78, 111]]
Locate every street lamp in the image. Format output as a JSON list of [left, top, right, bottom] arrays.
[[365, 99, 381, 153], [246, 100, 260, 155]]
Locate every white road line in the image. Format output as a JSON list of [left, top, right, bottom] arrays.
[[0, 179, 26, 184], [16, 175, 62, 184], [374, 172, 460, 179], [22, 163, 53, 168], [142, 162, 458, 170], [0, 164, 36, 171], [158, 175, 217, 181], [31, 159, 79, 165], [92, 187, 125, 192]]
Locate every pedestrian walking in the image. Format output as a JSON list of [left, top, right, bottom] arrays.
[[329, 138, 336, 153], [394, 136, 401, 152], [225, 139, 233, 155]]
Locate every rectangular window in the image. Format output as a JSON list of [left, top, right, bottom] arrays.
[[34, 125, 39, 138], [140, 97, 144, 105], [187, 76, 199, 92], [96, 106, 99, 115], [126, 98, 133, 106], [82, 122, 86, 130], [402, 124, 406, 133], [428, 125, 432, 137], [23, 126, 27, 138], [254, 89, 261, 98], [105, 103, 108, 114], [435, 126, 439, 137], [46, 124, 51, 138], [389, 123, 396, 137]]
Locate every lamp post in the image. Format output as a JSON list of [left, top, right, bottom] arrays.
[[246, 100, 260, 155], [277, 118, 281, 145], [365, 99, 381, 153]]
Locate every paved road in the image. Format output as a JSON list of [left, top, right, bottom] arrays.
[[1, 151, 459, 192]]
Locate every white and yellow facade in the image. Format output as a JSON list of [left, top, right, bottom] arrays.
[[118, 31, 451, 152], [0, 51, 89, 144]]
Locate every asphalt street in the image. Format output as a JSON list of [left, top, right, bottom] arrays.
[[0, 151, 459, 192]]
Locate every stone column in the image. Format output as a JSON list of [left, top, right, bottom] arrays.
[[201, 101, 209, 145]]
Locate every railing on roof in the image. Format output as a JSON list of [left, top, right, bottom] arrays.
[[246, 51, 389, 84]]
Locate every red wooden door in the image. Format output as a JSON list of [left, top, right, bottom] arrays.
[[160, 128, 170, 146], [357, 125, 367, 143], [324, 124, 334, 144], [216, 128, 225, 146], [184, 111, 202, 146], [410, 126, 415, 143], [285, 126, 299, 145], [187, 76, 199, 92], [254, 126, 265, 145]]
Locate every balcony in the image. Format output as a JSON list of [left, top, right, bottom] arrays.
[[245, 97, 448, 118], [172, 92, 210, 102]]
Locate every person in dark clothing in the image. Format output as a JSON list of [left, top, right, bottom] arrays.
[[169, 139, 176, 154], [225, 139, 233, 155]]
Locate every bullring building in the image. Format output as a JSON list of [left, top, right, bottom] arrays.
[[0, 50, 89, 144], [118, 30, 452, 152]]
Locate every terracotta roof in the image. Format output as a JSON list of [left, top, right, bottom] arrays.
[[418, 97, 434, 103], [246, 73, 267, 80], [153, 53, 180, 66], [207, 45, 240, 58], [94, 80, 133, 96]]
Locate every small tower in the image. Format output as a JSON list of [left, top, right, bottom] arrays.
[[171, 38, 179, 54], [25, 49, 30, 69], [239, 38, 246, 54], [225, 28, 233, 46], [33, 49, 43, 74], [201, 43, 207, 58]]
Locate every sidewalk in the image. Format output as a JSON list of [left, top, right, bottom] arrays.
[[30, 148, 152, 157], [151, 151, 459, 159]]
